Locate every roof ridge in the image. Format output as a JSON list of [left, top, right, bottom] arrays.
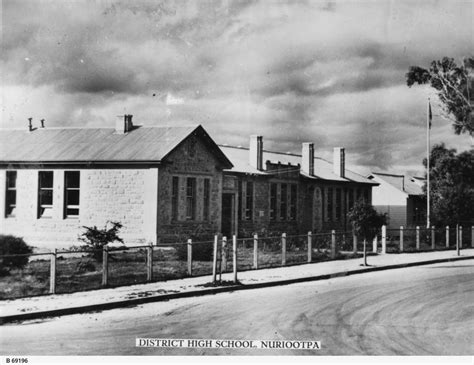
[[372, 171, 405, 178], [0, 124, 198, 131], [219, 144, 330, 160], [219, 144, 371, 179]]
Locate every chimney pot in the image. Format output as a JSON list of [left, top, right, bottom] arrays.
[[40, 119, 45, 128], [249, 135, 263, 170], [28, 118, 33, 132], [115, 114, 134, 134], [302, 143, 314, 176], [333, 147, 345, 178]]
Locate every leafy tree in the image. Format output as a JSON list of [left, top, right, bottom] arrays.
[[79, 221, 124, 261], [423, 144, 474, 227], [348, 202, 387, 266], [406, 56, 473, 135], [0, 235, 33, 275]]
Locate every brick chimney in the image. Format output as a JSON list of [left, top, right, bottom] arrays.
[[333, 147, 345, 178], [115, 114, 133, 134], [301, 143, 314, 176], [249, 135, 263, 170]]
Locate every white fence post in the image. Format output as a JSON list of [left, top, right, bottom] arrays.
[[431, 226, 435, 250], [212, 235, 218, 283], [307, 231, 312, 263], [446, 226, 450, 248], [50, 249, 57, 294], [471, 226, 474, 248], [372, 235, 377, 253], [147, 243, 153, 282], [222, 236, 227, 273], [253, 234, 259, 269], [456, 225, 460, 256], [102, 246, 108, 287], [400, 226, 404, 252], [331, 230, 337, 259], [381, 225, 387, 254], [281, 233, 287, 265], [416, 226, 420, 250], [187, 239, 192, 276], [232, 235, 237, 283], [352, 230, 357, 253]]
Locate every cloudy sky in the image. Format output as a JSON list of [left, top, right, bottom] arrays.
[[1, 0, 472, 175]]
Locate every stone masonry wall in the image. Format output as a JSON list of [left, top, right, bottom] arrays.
[[157, 134, 224, 243], [0, 168, 150, 250]]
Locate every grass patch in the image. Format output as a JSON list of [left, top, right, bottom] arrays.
[[0, 245, 375, 300]]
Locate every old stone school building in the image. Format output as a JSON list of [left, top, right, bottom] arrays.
[[0, 116, 377, 249]]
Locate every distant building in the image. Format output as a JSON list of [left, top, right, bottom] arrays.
[[0, 116, 376, 249], [367, 172, 426, 229]]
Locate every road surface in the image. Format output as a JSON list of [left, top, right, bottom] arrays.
[[1, 260, 473, 355]]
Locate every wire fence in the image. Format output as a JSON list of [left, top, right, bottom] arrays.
[[1, 225, 472, 300], [384, 225, 473, 253]]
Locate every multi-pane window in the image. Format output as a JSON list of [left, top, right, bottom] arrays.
[[245, 181, 253, 220], [413, 200, 425, 224], [171, 176, 179, 220], [348, 189, 354, 211], [237, 181, 242, 220], [280, 183, 288, 220], [289, 184, 297, 220], [335, 188, 342, 221], [203, 178, 210, 221], [38, 171, 53, 218], [64, 171, 80, 218], [326, 187, 333, 221], [363, 189, 369, 203], [186, 177, 196, 220], [269, 183, 277, 221], [5, 171, 17, 217]]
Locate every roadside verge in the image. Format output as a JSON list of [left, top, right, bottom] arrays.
[[1, 252, 473, 324]]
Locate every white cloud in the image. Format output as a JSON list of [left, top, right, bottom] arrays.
[[1, 0, 472, 175], [165, 93, 185, 105]]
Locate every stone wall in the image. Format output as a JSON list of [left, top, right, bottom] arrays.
[[0, 168, 153, 250], [157, 134, 224, 242], [227, 173, 373, 237]]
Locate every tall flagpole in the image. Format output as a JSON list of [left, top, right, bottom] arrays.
[[426, 98, 431, 229]]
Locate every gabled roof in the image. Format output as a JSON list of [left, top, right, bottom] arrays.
[[219, 145, 375, 185], [0, 124, 232, 168], [368, 172, 425, 195]]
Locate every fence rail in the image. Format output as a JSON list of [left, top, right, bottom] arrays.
[[1, 225, 472, 300]]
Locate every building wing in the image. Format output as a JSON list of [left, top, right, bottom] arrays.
[[0, 124, 232, 168]]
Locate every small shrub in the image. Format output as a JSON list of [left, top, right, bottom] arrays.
[[79, 221, 124, 262], [0, 235, 33, 276]]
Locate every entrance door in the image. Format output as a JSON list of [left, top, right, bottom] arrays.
[[221, 193, 234, 237]]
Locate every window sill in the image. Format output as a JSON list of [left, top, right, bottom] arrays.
[[171, 219, 209, 223]]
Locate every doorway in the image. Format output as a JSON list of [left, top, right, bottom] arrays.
[[221, 193, 235, 237]]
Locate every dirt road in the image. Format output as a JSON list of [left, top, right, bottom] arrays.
[[1, 260, 473, 355]]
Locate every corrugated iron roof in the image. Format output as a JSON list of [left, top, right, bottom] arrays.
[[0, 125, 201, 163], [220, 145, 375, 184], [369, 172, 425, 195]]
